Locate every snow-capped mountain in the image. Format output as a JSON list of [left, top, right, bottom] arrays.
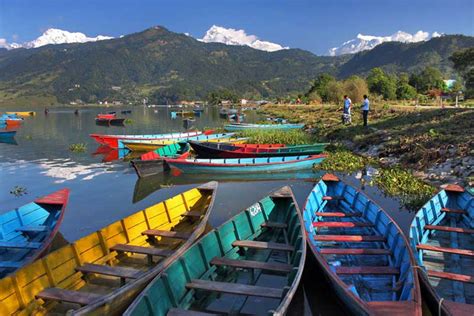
[[0, 28, 113, 50], [199, 25, 288, 52], [329, 31, 442, 56]]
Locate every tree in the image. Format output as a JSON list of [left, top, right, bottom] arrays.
[[366, 68, 396, 99], [325, 81, 345, 104], [206, 89, 240, 105], [409, 66, 445, 94], [305, 73, 336, 102], [396, 73, 417, 99], [450, 48, 474, 97], [343, 75, 368, 103]]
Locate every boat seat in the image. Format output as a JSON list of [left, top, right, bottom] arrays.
[[210, 256, 292, 273], [320, 248, 391, 255], [427, 270, 474, 284], [416, 244, 474, 257], [425, 225, 474, 234], [441, 208, 467, 215], [76, 263, 142, 286], [313, 222, 374, 228], [110, 244, 173, 265], [315, 212, 362, 217], [36, 288, 101, 306], [313, 235, 385, 242], [181, 211, 202, 218], [232, 240, 294, 252], [142, 229, 192, 240], [185, 279, 283, 299], [0, 241, 42, 249], [168, 308, 220, 316], [322, 196, 344, 201], [336, 266, 399, 275], [0, 261, 24, 268], [261, 222, 287, 229], [15, 225, 49, 233]]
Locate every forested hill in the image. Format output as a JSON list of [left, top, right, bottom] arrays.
[[0, 26, 472, 104]]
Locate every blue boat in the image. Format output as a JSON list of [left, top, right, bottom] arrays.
[[0, 130, 17, 138], [164, 154, 326, 173], [0, 189, 70, 277], [409, 184, 474, 316], [302, 174, 422, 315], [224, 122, 305, 131]]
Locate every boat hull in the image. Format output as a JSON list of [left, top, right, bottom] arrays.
[[90, 131, 205, 148], [5, 111, 35, 117], [0, 130, 17, 138]]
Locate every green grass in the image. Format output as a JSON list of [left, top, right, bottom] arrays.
[[315, 149, 367, 172], [236, 129, 315, 145]]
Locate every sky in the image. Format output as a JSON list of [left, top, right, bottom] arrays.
[[0, 0, 473, 55]]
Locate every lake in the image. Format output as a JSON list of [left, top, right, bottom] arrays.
[[0, 105, 417, 315]]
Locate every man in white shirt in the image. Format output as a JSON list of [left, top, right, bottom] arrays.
[[342, 95, 352, 124], [361, 95, 369, 127]]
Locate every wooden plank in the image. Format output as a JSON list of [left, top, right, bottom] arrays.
[[441, 184, 465, 193], [210, 257, 292, 273], [322, 196, 343, 201], [168, 308, 220, 316], [36, 288, 101, 306], [427, 270, 474, 284], [314, 212, 362, 217], [0, 261, 24, 268], [320, 248, 391, 255], [313, 222, 374, 228], [232, 240, 294, 252], [76, 263, 141, 279], [261, 222, 287, 229], [417, 244, 474, 257], [425, 225, 474, 234], [314, 235, 385, 242], [185, 279, 283, 299], [110, 244, 174, 257], [15, 225, 49, 233], [181, 211, 202, 218], [0, 241, 41, 249], [336, 266, 399, 275], [142, 229, 192, 240], [441, 208, 467, 215]]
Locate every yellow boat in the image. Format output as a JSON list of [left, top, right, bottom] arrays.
[[0, 182, 217, 315], [5, 111, 36, 117]]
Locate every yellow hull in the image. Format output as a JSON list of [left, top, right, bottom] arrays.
[[124, 137, 247, 152], [5, 111, 36, 117], [0, 182, 217, 315]]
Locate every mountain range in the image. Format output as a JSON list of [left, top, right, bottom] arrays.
[[0, 26, 472, 105]]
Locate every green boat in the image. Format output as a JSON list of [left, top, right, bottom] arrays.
[[124, 186, 306, 316]]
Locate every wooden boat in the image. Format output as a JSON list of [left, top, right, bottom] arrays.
[[131, 142, 191, 178], [122, 133, 240, 152], [409, 184, 474, 316], [224, 122, 305, 132], [0, 189, 70, 278], [5, 111, 35, 117], [0, 182, 217, 315], [97, 113, 116, 120], [124, 185, 306, 315], [173, 110, 194, 117], [0, 130, 17, 138], [95, 117, 126, 126], [302, 174, 422, 315], [164, 154, 326, 173], [121, 110, 132, 114], [89, 131, 207, 149], [189, 141, 328, 158]]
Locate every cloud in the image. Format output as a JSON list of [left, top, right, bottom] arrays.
[[199, 25, 288, 52], [329, 30, 443, 56]]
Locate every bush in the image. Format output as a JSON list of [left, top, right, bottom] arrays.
[[343, 76, 369, 103], [237, 129, 314, 145]]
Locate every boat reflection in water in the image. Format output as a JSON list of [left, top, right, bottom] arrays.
[[92, 146, 139, 163], [133, 169, 323, 203]]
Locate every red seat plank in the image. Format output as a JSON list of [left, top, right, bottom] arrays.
[[427, 270, 474, 284], [313, 222, 373, 228], [320, 248, 391, 255], [315, 212, 362, 217], [425, 225, 474, 234], [336, 266, 399, 275], [314, 235, 385, 242], [322, 196, 343, 201], [441, 184, 465, 193], [417, 244, 474, 257], [441, 208, 467, 215]]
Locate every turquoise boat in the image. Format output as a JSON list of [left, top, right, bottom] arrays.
[[124, 186, 306, 315], [0, 189, 70, 277], [302, 174, 422, 315], [164, 154, 326, 173], [409, 184, 474, 316], [224, 122, 305, 132]]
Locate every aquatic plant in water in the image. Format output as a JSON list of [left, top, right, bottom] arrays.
[[237, 129, 314, 145], [10, 186, 27, 197], [69, 143, 87, 153], [124, 118, 133, 124], [315, 149, 366, 172]]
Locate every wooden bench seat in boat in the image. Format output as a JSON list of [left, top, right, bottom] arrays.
[[427, 270, 474, 284], [313, 221, 374, 228], [110, 244, 173, 265], [185, 279, 283, 299], [314, 212, 362, 217], [313, 235, 385, 242], [322, 196, 344, 201], [424, 225, 474, 234], [416, 244, 474, 257], [210, 257, 292, 273], [15, 225, 49, 233], [0, 241, 42, 249], [76, 263, 142, 285], [232, 240, 294, 252], [168, 308, 220, 316], [181, 211, 202, 218], [261, 221, 287, 229], [141, 229, 192, 240], [441, 207, 468, 215], [336, 266, 399, 275], [36, 288, 101, 306], [320, 248, 391, 255]]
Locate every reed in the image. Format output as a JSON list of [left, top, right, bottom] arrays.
[[237, 129, 314, 145]]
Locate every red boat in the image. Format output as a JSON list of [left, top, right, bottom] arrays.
[[96, 113, 116, 120], [5, 119, 23, 126]]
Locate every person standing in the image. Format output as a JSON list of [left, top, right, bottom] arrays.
[[361, 95, 369, 127], [342, 95, 352, 124]]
